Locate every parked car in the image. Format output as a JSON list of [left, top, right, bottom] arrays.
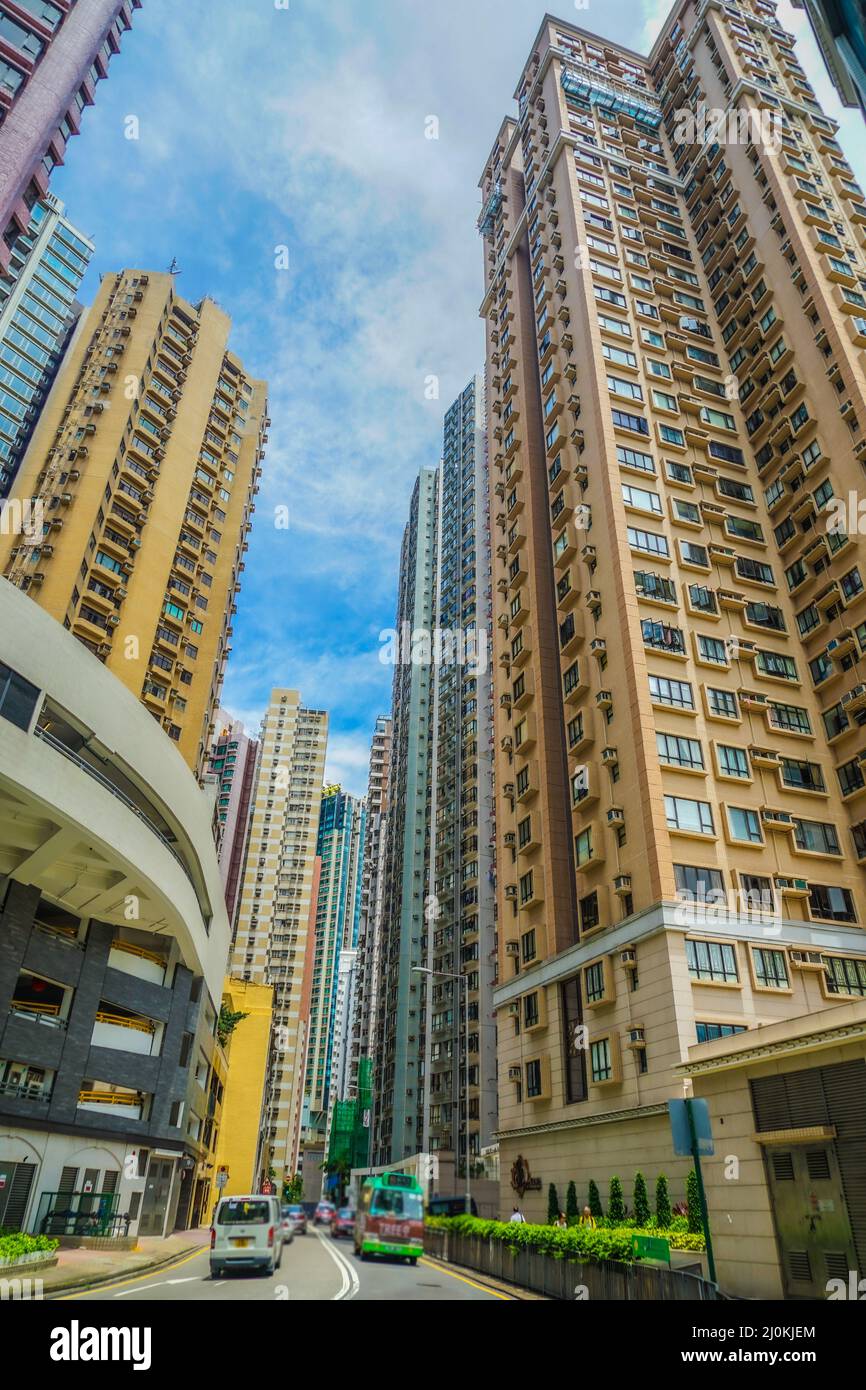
[[279, 1206, 297, 1243], [314, 1200, 336, 1226], [210, 1195, 284, 1277], [285, 1203, 307, 1235], [330, 1206, 355, 1239]]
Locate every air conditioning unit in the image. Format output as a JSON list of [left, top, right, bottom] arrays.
[[507, 1066, 522, 1081], [607, 807, 625, 826], [501, 735, 513, 752], [601, 747, 618, 765], [626, 1027, 646, 1049], [614, 875, 633, 897], [503, 831, 516, 847], [504, 886, 518, 900], [596, 689, 613, 708], [505, 939, 519, 953], [503, 782, 515, 797], [842, 684, 866, 710], [790, 950, 825, 971], [761, 808, 793, 827], [774, 876, 809, 895], [620, 948, 637, 968], [507, 1002, 520, 1016]]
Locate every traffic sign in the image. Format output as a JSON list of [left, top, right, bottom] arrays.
[[216, 1169, 228, 1189], [632, 1234, 670, 1265], [668, 1097, 714, 1155]]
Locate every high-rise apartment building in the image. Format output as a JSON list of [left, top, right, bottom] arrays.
[[0, 193, 93, 498], [373, 467, 437, 1164], [231, 689, 328, 1183], [302, 784, 365, 1160], [371, 390, 499, 1172], [479, 0, 866, 1256], [352, 714, 392, 1092], [207, 710, 259, 926], [0, 0, 143, 274], [792, 0, 866, 117], [0, 270, 268, 777], [426, 377, 498, 1168]]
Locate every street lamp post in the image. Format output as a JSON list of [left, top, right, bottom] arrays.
[[412, 965, 471, 1216]]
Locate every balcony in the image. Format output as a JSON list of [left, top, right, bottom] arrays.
[[77, 1087, 145, 1120], [91, 1005, 159, 1056]]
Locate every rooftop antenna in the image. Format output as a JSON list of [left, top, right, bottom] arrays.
[[167, 257, 181, 276]]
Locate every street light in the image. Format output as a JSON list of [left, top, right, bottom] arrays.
[[413, 964, 471, 1216]]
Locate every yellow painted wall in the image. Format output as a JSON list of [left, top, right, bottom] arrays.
[[207, 976, 274, 1215]]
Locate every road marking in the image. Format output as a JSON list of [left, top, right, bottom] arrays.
[[420, 1258, 514, 1300], [58, 1244, 206, 1300], [314, 1230, 359, 1300]]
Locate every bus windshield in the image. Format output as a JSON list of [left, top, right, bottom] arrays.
[[371, 1188, 424, 1221]]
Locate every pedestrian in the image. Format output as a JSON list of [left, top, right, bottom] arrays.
[[508, 1205, 527, 1224], [554, 1210, 568, 1229], [579, 1205, 597, 1229]]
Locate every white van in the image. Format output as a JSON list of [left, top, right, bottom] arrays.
[[210, 1194, 284, 1277]]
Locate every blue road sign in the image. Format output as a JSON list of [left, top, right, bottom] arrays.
[[669, 1097, 714, 1156]]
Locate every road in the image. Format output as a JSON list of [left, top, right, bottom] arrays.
[[57, 1229, 511, 1302]]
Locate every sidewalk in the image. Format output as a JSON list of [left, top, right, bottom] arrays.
[[41, 1227, 211, 1297]]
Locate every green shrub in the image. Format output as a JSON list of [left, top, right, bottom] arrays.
[[655, 1173, 672, 1229], [608, 1175, 625, 1223], [547, 1182, 560, 1226], [566, 1181, 579, 1225], [588, 1179, 603, 1220], [422, 1214, 706, 1262], [0, 1232, 59, 1263], [686, 1169, 702, 1234], [633, 1172, 650, 1228]]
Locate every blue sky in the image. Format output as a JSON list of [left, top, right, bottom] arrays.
[[50, 0, 866, 794]]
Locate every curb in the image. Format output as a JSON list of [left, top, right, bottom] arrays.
[[43, 1242, 206, 1299], [422, 1253, 548, 1301]]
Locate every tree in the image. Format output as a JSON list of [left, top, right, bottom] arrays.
[[588, 1179, 603, 1220], [686, 1169, 702, 1234], [566, 1180, 579, 1225], [282, 1173, 303, 1203], [655, 1172, 672, 1229], [217, 1004, 248, 1047], [547, 1182, 560, 1225], [608, 1175, 625, 1224], [633, 1171, 650, 1228]]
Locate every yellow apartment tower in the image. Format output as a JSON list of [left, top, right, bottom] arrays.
[[481, 0, 866, 1295], [0, 269, 268, 778], [232, 689, 329, 1185]]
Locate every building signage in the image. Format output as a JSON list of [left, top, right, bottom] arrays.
[[510, 1154, 542, 1196]]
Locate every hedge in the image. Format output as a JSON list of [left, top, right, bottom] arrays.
[[424, 1214, 705, 1261], [0, 1233, 59, 1263]]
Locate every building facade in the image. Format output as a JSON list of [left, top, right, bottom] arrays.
[[792, 0, 866, 117], [0, 578, 230, 1238], [230, 689, 328, 1185], [206, 976, 274, 1212], [207, 710, 259, 927], [479, 0, 866, 1268], [301, 784, 365, 1165], [0, 193, 93, 499], [0, 269, 268, 778], [372, 468, 437, 1164], [426, 377, 498, 1170], [0, 0, 142, 274], [351, 714, 392, 1095]]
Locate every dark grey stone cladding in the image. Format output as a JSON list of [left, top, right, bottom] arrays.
[[0, 879, 208, 1154]]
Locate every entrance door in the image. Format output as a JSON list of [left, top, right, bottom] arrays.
[[0, 1162, 36, 1230], [765, 1144, 858, 1298], [138, 1158, 175, 1236]]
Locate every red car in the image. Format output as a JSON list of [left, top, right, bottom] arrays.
[[330, 1206, 355, 1239], [314, 1200, 336, 1226]]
